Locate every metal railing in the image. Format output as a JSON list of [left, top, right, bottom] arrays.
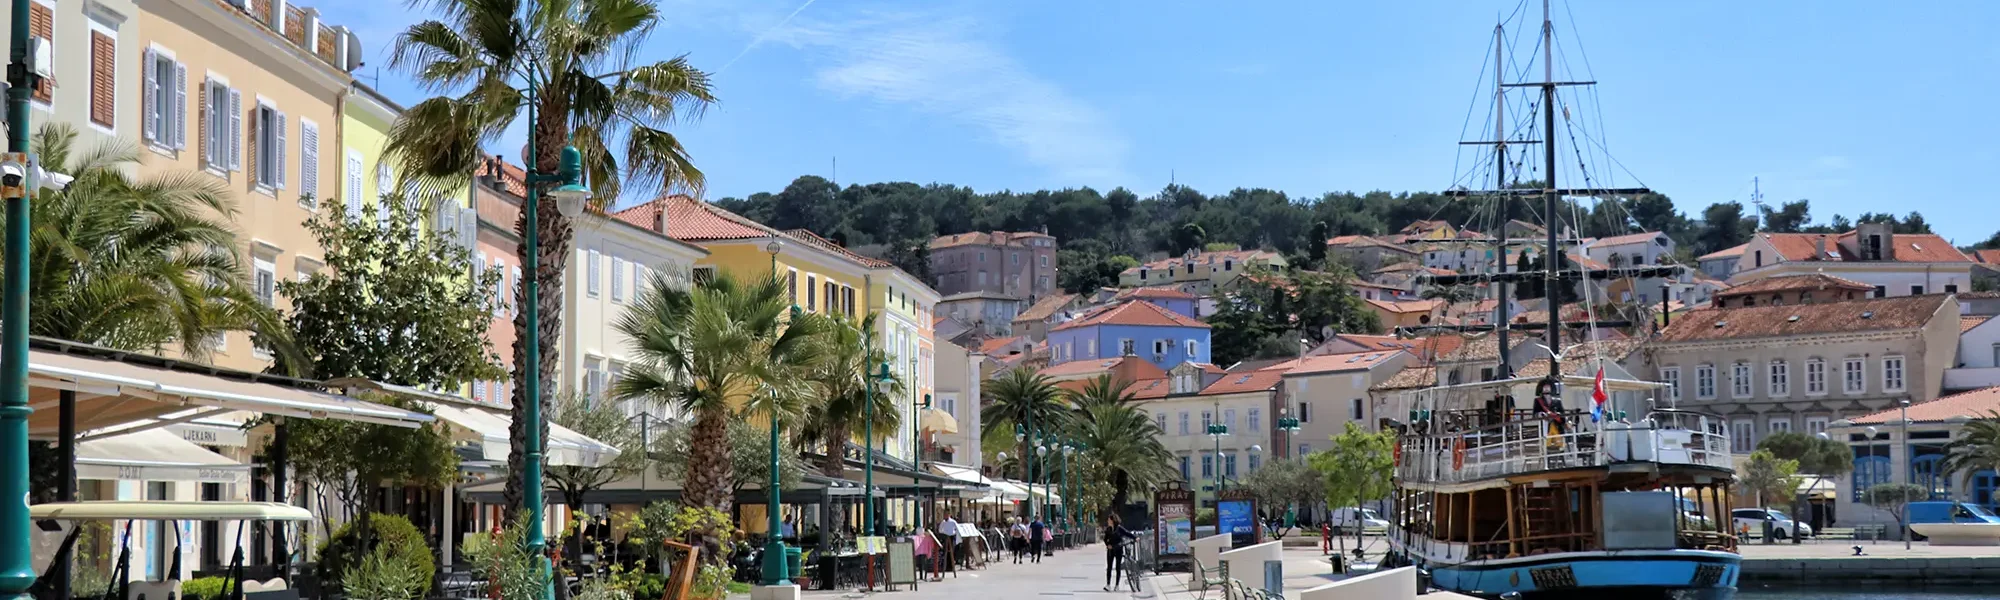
[[1399, 410, 1732, 484]]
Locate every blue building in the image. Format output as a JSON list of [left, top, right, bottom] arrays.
[[1047, 300, 1211, 370]]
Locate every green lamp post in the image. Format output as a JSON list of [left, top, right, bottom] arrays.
[[0, 0, 39, 593], [1207, 420, 1230, 500], [864, 362, 891, 536], [761, 237, 794, 587], [1061, 441, 1075, 536], [520, 101, 593, 600]]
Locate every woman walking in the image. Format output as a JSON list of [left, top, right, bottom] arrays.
[[1102, 515, 1138, 592], [1009, 516, 1031, 563]]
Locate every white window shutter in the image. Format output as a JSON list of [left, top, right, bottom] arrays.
[[344, 152, 362, 220], [141, 51, 157, 143], [172, 63, 187, 149], [198, 79, 213, 167], [227, 89, 242, 171], [274, 111, 287, 189], [459, 206, 477, 250], [376, 163, 392, 199], [301, 122, 319, 203], [438, 202, 457, 239], [512, 266, 523, 315]]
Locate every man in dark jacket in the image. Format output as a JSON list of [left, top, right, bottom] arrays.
[[1028, 516, 1047, 563]]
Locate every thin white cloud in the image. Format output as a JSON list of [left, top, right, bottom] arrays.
[[763, 9, 1131, 184]]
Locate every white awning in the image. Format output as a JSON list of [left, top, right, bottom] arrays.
[[928, 462, 1012, 499], [26, 346, 436, 438], [426, 402, 621, 468], [76, 429, 250, 484]]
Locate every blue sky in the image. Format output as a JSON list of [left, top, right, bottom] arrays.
[[321, 0, 2000, 243]]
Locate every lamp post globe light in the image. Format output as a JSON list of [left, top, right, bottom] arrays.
[[520, 126, 592, 600], [758, 237, 794, 587]]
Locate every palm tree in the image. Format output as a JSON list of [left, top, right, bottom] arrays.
[[981, 369, 1070, 486], [20, 122, 292, 364], [1943, 411, 2000, 480], [1067, 373, 1136, 410], [613, 272, 830, 513], [388, 0, 718, 513], [1063, 375, 1175, 511], [797, 312, 904, 478]]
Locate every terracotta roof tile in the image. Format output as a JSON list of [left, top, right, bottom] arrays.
[[1198, 370, 1285, 395], [1372, 366, 1438, 391], [1974, 249, 2000, 264], [1074, 376, 1175, 400], [1656, 294, 1949, 344], [1050, 300, 1209, 332], [929, 231, 1052, 250], [1115, 286, 1198, 301], [1365, 298, 1444, 314], [1591, 232, 1670, 248], [1037, 358, 1128, 378], [1963, 316, 1992, 333], [783, 229, 892, 268], [1851, 386, 2000, 424], [1699, 243, 1748, 261], [1756, 232, 1972, 264], [1267, 350, 1406, 376], [1015, 293, 1080, 322], [1123, 249, 1283, 275], [977, 336, 1027, 356], [616, 194, 772, 241], [1327, 235, 1366, 246], [1715, 273, 1874, 298]]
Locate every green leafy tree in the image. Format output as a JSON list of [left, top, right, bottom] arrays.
[[285, 393, 460, 545], [613, 272, 830, 521], [652, 419, 806, 498], [1740, 449, 1802, 509], [1757, 200, 1814, 233], [1864, 483, 1929, 541], [547, 391, 648, 512], [1307, 221, 1332, 269], [1757, 431, 1853, 505], [1240, 458, 1323, 536], [1309, 422, 1394, 549], [1204, 295, 1280, 367], [1698, 202, 1758, 256], [19, 122, 293, 363], [276, 196, 504, 386], [1175, 223, 1207, 255], [388, 0, 719, 515]]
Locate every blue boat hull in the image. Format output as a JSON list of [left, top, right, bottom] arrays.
[[1417, 550, 1740, 599]]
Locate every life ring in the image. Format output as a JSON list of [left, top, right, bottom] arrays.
[[1393, 443, 1403, 467], [1452, 438, 1466, 471]]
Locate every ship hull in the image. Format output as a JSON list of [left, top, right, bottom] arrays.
[[1409, 549, 1740, 600]]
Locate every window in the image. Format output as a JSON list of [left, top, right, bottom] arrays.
[[27, 1, 50, 103], [1180, 456, 1190, 480], [1178, 412, 1190, 435], [252, 258, 275, 308], [1248, 453, 1261, 473], [1298, 444, 1311, 457], [1883, 356, 1906, 392], [1201, 454, 1213, 478], [1040, 255, 1049, 267], [584, 357, 605, 402], [1731, 419, 1754, 451], [1298, 402, 1310, 423], [1224, 453, 1237, 478], [1120, 338, 1136, 355], [1874, 285, 1886, 298], [1350, 398, 1364, 420], [1731, 362, 1752, 398], [511, 267, 522, 315], [1201, 411, 1212, 429], [805, 275, 816, 310], [1844, 358, 1866, 394], [1768, 360, 1789, 397], [843, 286, 856, 317], [610, 256, 626, 302], [1947, 284, 1960, 294], [1248, 408, 1260, 431], [143, 49, 187, 149], [1768, 418, 1792, 434], [253, 102, 286, 189], [89, 22, 116, 129], [692, 266, 714, 285], [342, 149, 363, 218], [1085, 338, 1096, 358], [1153, 339, 1168, 356], [1661, 367, 1681, 401], [1695, 364, 1715, 399], [1911, 285, 1924, 296], [1805, 359, 1826, 395], [823, 282, 835, 314], [585, 249, 601, 296], [1223, 409, 1236, 430], [1156, 411, 1167, 431], [203, 79, 243, 172], [300, 120, 319, 208], [1186, 339, 1198, 357], [1806, 416, 1829, 435]]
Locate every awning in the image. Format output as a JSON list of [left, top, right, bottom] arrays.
[[76, 429, 250, 484], [26, 341, 436, 437], [918, 408, 959, 434], [426, 402, 621, 468], [928, 463, 1007, 499]]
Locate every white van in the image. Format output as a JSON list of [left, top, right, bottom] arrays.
[[1328, 507, 1389, 533]]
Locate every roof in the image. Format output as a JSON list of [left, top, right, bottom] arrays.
[[1327, 235, 1366, 246], [1050, 300, 1209, 332], [929, 231, 1053, 250], [1714, 273, 1874, 298], [941, 290, 1016, 302], [976, 336, 1028, 356], [1015, 293, 1079, 322], [1975, 249, 2000, 264], [1591, 231, 1669, 247], [1754, 231, 1972, 264], [1123, 249, 1282, 275], [1035, 355, 1168, 381], [616, 194, 771, 241], [1656, 294, 1950, 344], [1400, 220, 1451, 233], [1321, 334, 1464, 362], [1197, 370, 1285, 395], [1438, 333, 1544, 364], [1115, 286, 1198, 301], [1964, 316, 1993, 333], [1365, 298, 1444, 315], [1372, 366, 1438, 392], [1121, 378, 1173, 400], [783, 229, 893, 268], [1267, 350, 1405, 376], [1850, 386, 2000, 424], [1699, 243, 1748, 261]]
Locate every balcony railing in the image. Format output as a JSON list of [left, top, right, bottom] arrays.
[[1398, 409, 1732, 485]]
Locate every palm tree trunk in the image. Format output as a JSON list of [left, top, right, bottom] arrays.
[[820, 422, 850, 478], [685, 407, 734, 511], [502, 95, 579, 519], [1113, 470, 1131, 510]]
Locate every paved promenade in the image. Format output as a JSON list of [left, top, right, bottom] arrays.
[[777, 544, 1383, 599]]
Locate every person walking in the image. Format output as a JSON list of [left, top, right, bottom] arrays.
[[1101, 515, 1138, 592], [1029, 516, 1047, 563], [1009, 516, 1030, 563], [937, 512, 961, 573]]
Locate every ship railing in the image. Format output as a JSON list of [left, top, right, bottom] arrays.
[[1399, 410, 1733, 484]]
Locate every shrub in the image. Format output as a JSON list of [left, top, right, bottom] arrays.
[[1195, 508, 1217, 527], [315, 514, 435, 592], [461, 519, 542, 600], [342, 547, 431, 600], [181, 576, 229, 600]]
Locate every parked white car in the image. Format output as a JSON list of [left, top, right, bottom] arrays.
[[1329, 507, 1389, 534], [1733, 507, 1812, 539]]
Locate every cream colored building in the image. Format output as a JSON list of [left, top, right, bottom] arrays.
[[563, 211, 708, 418], [2, 0, 140, 150], [135, 0, 360, 372], [1270, 350, 1413, 458], [1643, 294, 1959, 453], [1135, 366, 1280, 508]]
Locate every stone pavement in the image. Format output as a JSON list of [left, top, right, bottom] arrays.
[[758, 544, 1377, 599]]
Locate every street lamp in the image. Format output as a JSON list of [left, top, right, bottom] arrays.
[[759, 233, 793, 587], [1208, 416, 1230, 497], [1901, 399, 1912, 550], [0, 0, 38, 593], [1060, 441, 1074, 535], [519, 108, 592, 600], [865, 362, 891, 536], [1276, 409, 1301, 459]]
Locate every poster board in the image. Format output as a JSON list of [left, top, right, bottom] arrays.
[[1217, 488, 1261, 548], [887, 541, 919, 590], [1154, 482, 1195, 565], [858, 535, 888, 555]]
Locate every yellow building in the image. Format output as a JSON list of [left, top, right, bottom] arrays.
[[136, 0, 361, 372]]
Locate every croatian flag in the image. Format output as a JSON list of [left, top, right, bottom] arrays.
[[1590, 365, 1608, 422]]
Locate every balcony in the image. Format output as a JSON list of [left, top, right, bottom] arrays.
[[1944, 367, 2000, 391]]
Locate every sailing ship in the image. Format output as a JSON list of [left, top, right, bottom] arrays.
[[1380, 3, 1742, 598]]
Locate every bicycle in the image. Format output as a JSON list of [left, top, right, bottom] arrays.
[[1116, 540, 1145, 593]]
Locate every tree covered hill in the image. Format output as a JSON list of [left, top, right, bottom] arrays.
[[712, 175, 1956, 292]]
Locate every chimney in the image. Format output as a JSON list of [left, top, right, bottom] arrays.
[[1856, 222, 1895, 261], [1815, 236, 1828, 259]]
